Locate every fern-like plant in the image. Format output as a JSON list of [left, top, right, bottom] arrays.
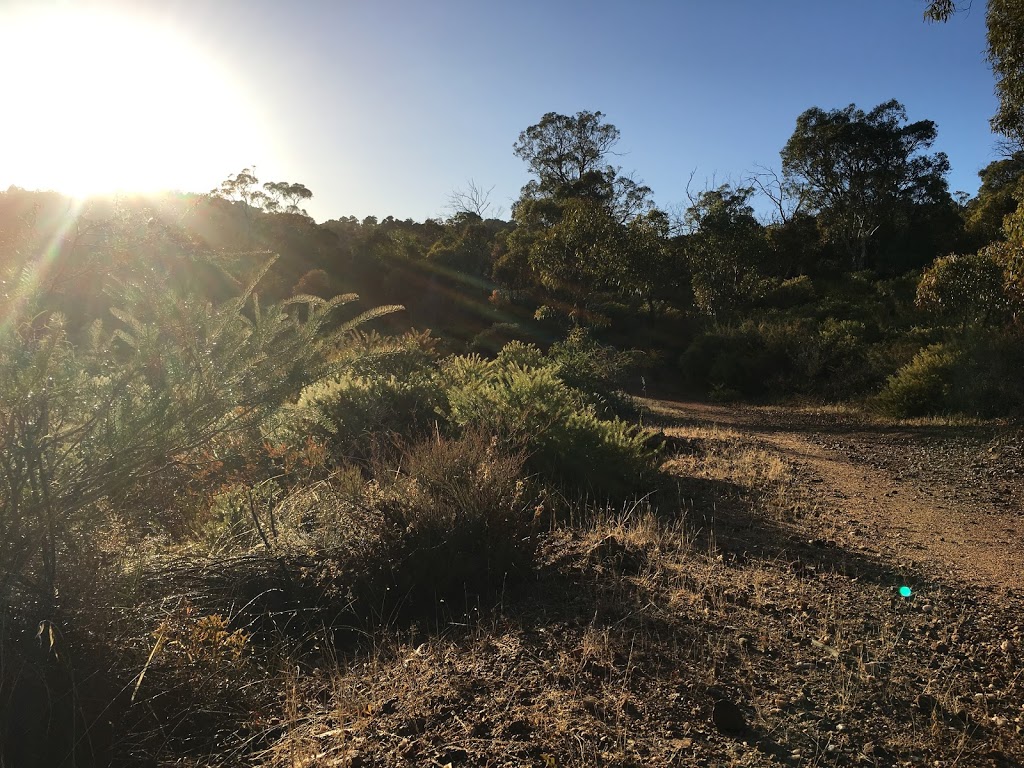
[[0, 255, 400, 615]]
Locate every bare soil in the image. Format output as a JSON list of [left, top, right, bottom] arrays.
[[253, 400, 1024, 767], [647, 399, 1024, 595]]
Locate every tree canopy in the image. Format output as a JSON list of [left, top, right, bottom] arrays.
[[926, 0, 1024, 145], [781, 99, 950, 268], [987, 0, 1024, 143]]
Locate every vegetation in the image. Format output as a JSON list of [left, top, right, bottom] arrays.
[[2, 5, 1024, 765]]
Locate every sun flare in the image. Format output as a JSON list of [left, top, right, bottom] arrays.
[[0, 6, 273, 198]]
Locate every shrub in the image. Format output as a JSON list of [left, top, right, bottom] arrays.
[[443, 355, 658, 502], [179, 431, 540, 625], [679, 326, 787, 398], [273, 369, 445, 462], [0, 257, 391, 612], [266, 330, 445, 462], [757, 274, 816, 309], [546, 327, 638, 415], [876, 342, 960, 416], [916, 251, 1009, 326], [876, 330, 1024, 417], [469, 321, 538, 354], [373, 430, 538, 605]]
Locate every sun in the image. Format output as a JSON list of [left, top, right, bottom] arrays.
[[0, 6, 274, 198]]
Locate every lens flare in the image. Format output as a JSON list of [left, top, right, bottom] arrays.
[[0, 6, 273, 197]]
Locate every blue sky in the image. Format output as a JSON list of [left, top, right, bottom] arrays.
[[1, 0, 998, 223]]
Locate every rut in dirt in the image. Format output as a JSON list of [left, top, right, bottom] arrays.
[[644, 398, 1024, 597]]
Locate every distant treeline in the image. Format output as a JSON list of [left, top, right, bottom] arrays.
[[2, 98, 1023, 415]]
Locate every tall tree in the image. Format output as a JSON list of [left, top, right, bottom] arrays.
[[506, 111, 660, 316], [987, 0, 1024, 144], [926, 0, 1024, 145], [512, 111, 652, 221], [682, 185, 766, 318], [781, 100, 950, 269], [966, 152, 1024, 245]]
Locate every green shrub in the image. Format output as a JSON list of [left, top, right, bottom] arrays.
[[335, 328, 440, 379], [916, 251, 1010, 326], [0, 257, 387, 611], [266, 330, 446, 462], [443, 355, 658, 502], [876, 342, 960, 416], [271, 369, 445, 461], [495, 339, 548, 369], [758, 274, 816, 309], [877, 330, 1024, 417], [546, 327, 638, 415], [680, 316, 888, 401], [679, 326, 787, 397], [469, 321, 538, 354]]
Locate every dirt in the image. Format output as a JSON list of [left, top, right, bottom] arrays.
[[646, 399, 1024, 596], [251, 399, 1024, 767]]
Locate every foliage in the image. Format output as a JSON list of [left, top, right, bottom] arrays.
[[965, 153, 1024, 245], [987, 0, 1024, 142], [212, 168, 313, 217], [187, 430, 540, 622], [876, 342, 959, 416], [877, 330, 1024, 417], [426, 212, 500, 277], [268, 331, 445, 463], [679, 315, 890, 401], [292, 268, 335, 298], [280, 371, 445, 461], [994, 204, 1024, 313], [506, 111, 664, 317], [0, 255, 397, 610], [517, 197, 626, 301], [513, 111, 651, 219], [365, 430, 539, 605], [682, 185, 767, 318], [923, 0, 957, 22], [916, 251, 1010, 325], [546, 328, 639, 415], [469, 322, 539, 354], [758, 275, 817, 309], [781, 100, 951, 269], [443, 353, 658, 502]]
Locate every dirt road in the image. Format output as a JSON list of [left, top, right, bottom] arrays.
[[645, 399, 1024, 596]]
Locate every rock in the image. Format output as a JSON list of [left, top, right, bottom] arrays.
[[712, 698, 746, 735], [916, 693, 941, 715]]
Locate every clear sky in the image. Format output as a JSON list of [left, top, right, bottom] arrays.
[[0, 0, 998, 223]]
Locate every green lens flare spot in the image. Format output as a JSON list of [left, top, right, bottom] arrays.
[[899, 586, 913, 598]]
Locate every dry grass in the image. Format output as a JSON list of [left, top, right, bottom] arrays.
[[245, 445, 1024, 766], [662, 423, 815, 523], [7, 410, 1023, 767]]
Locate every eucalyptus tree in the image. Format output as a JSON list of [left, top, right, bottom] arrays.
[[681, 185, 766, 318], [926, 0, 1024, 145], [781, 100, 950, 269], [506, 111, 667, 317]]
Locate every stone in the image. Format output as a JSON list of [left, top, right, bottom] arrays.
[[712, 698, 746, 735]]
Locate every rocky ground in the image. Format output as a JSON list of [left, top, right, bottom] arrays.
[[252, 400, 1024, 767]]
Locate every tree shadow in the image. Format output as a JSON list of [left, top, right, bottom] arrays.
[[642, 396, 1007, 442]]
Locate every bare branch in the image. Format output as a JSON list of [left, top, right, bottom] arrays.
[[445, 179, 503, 220], [747, 164, 808, 225]]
